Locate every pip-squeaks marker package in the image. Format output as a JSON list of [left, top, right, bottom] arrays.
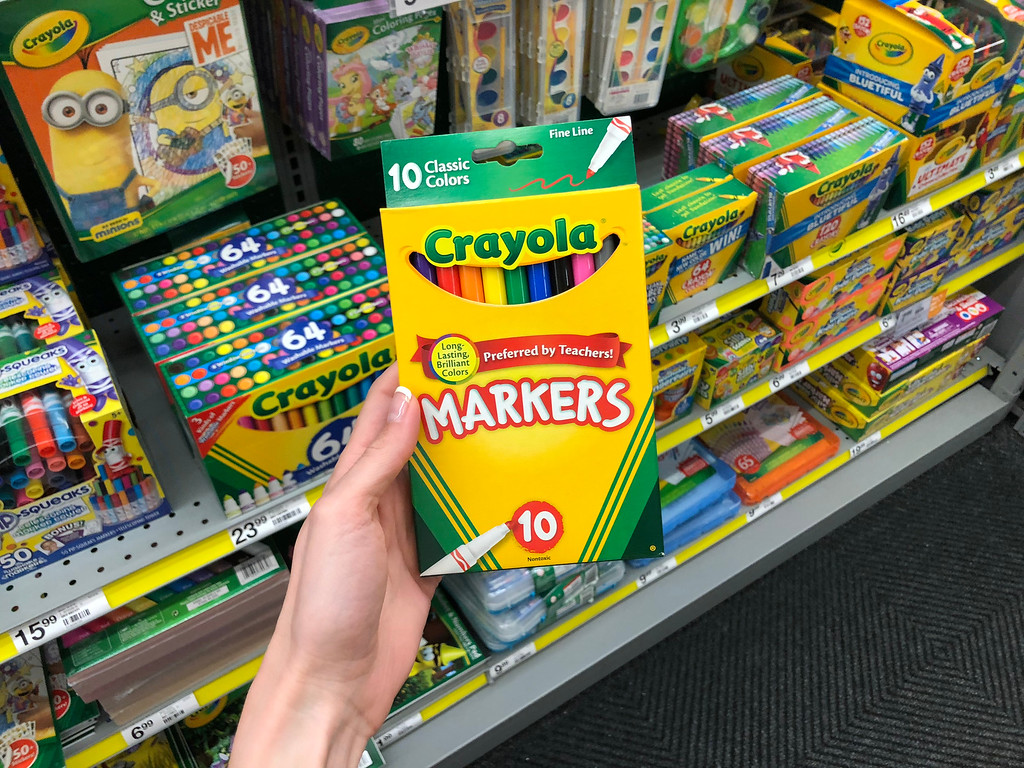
[[380, 117, 663, 575]]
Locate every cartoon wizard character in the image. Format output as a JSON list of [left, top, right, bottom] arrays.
[[43, 70, 159, 233], [901, 55, 944, 131], [60, 338, 118, 410], [23, 277, 82, 336]]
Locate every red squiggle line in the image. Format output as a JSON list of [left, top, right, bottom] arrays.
[[508, 174, 587, 192]]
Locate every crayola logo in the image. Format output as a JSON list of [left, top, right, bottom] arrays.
[[332, 26, 370, 54], [868, 33, 912, 66], [731, 54, 763, 82], [425, 218, 599, 267], [809, 163, 876, 206], [13, 11, 90, 68]]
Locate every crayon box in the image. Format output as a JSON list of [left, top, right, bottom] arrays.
[[823, 0, 1024, 136], [0, 0, 276, 261], [0, 332, 169, 583], [380, 119, 663, 574]]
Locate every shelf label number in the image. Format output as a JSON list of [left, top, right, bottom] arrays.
[[889, 200, 932, 231], [230, 498, 314, 550], [849, 431, 882, 459], [387, 162, 423, 191], [664, 304, 720, 342], [703, 396, 744, 428], [375, 712, 424, 749], [8, 590, 112, 651], [230, 516, 267, 547], [488, 642, 537, 681], [769, 361, 811, 393], [121, 693, 199, 748], [635, 557, 678, 589], [10, 614, 56, 650], [747, 492, 783, 522]]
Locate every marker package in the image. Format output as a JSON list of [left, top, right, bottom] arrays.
[[0, 332, 169, 583], [0, 269, 88, 351], [517, 0, 586, 125], [587, 0, 683, 115], [447, 0, 517, 132], [380, 119, 663, 574]]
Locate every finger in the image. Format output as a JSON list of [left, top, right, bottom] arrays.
[[337, 385, 420, 507], [324, 366, 401, 492]]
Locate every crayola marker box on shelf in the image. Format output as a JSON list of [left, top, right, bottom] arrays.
[[744, 116, 906, 279], [651, 333, 706, 426], [379, 119, 662, 574], [694, 309, 780, 409], [0, 332, 169, 582], [114, 200, 366, 315], [664, 76, 820, 176], [0, 0, 276, 261], [898, 210, 966, 278]]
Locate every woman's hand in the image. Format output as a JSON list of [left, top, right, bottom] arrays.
[[232, 366, 439, 768]]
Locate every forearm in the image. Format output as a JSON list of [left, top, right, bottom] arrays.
[[231, 633, 371, 768]]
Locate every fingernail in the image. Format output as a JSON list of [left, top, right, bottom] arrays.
[[389, 386, 412, 423]]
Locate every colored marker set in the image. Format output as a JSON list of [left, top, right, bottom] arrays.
[[0, 0, 276, 261], [0, 201, 43, 273], [517, 0, 587, 125], [0, 269, 87, 350], [447, 0, 518, 132], [587, 0, 683, 115], [0, 333, 168, 583], [380, 119, 662, 575]]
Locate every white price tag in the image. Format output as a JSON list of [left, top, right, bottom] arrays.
[[889, 299, 932, 337], [769, 360, 812, 393], [393, 0, 455, 11], [889, 199, 932, 231], [766, 259, 815, 291], [635, 557, 678, 589], [375, 712, 424, 749], [1003, 154, 1023, 175], [877, 315, 897, 333], [746, 492, 783, 522], [702, 396, 744, 428], [120, 692, 199, 748], [849, 432, 882, 459], [229, 497, 311, 549], [7, 589, 112, 652], [488, 642, 537, 681], [665, 304, 720, 341]]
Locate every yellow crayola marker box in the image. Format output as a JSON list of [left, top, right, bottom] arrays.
[[713, 41, 816, 98], [379, 119, 663, 574], [882, 259, 949, 314], [823, 0, 1024, 137], [760, 234, 905, 328], [897, 210, 966, 277], [694, 309, 780, 409], [982, 80, 1024, 163], [651, 333, 706, 426], [644, 178, 758, 308]]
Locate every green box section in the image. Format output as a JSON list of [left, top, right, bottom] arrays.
[[64, 543, 285, 675], [641, 165, 731, 213]]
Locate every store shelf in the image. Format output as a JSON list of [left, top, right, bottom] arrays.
[[648, 151, 1024, 349], [377, 357, 1008, 768], [0, 311, 327, 664], [64, 655, 264, 768]]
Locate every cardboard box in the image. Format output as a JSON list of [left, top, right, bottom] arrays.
[[651, 332, 707, 426], [695, 309, 780, 408]]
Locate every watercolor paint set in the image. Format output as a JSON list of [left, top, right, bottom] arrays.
[[587, 0, 683, 115], [300, 1, 442, 159], [380, 119, 663, 574], [517, 0, 587, 125], [663, 76, 820, 177], [743, 115, 906, 279], [447, 0, 517, 132], [0, 332, 169, 583], [0, 0, 275, 261], [670, 0, 773, 73]]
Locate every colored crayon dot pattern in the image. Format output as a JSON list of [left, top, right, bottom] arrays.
[[139, 236, 384, 359], [164, 287, 393, 415], [118, 202, 364, 312], [237, 370, 383, 432], [643, 218, 672, 255]]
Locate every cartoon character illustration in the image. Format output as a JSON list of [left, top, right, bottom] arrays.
[[331, 58, 375, 133], [393, 76, 415, 103], [866, 360, 888, 389], [220, 76, 253, 129], [694, 103, 733, 123], [150, 65, 232, 169], [995, 48, 1024, 110], [856, 154, 899, 229], [774, 150, 820, 175], [60, 338, 118, 410], [23, 277, 82, 335], [727, 127, 771, 149], [411, 97, 435, 134], [369, 82, 395, 119], [42, 70, 159, 233], [901, 55, 944, 130], [370, 34, 407, 73], [839, 25, 852, 44], [96, 420, 134, 479]]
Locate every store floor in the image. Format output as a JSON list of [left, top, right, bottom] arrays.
[[469, 417, 1024, 768]]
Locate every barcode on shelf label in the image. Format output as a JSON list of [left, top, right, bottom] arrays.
[[235, 544, 278, 585], [635, 557, 678, 589], [665, 304, 720, 340], [766, 259, 815, 291], [8, 588, 113, 651], [270, 498, 310, 528], [889, 299, 932, 337], [120, 692, 199, 747], [746, 492, 783, 522], [60, 590, 111, 628], [488, 642, 537, 681], [229, 497, 311, 550], [702, 396, 744, 428], [375, 712, 424, 749], [769, 361, 812, 393], [849, 432, 882, 459], [889, 199, 932, 231], [985, 155, 1022, 183]]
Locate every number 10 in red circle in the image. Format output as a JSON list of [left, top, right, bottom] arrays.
[[511, 501, 564, 554]]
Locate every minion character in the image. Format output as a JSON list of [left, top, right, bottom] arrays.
[[220, 76, 253, 129], [150, 65, 231, 171], [42, 70, 158, 233]]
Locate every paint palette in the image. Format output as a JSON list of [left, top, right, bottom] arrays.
[[517, 0, 586, 124], [115, 200, 365, 314], [671, 0, 773, 72], [587, 0, 683, 114], [447, 0, 517, 131]]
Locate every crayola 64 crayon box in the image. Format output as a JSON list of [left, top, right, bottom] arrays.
[[380, 119, 663, 574], [0, 333, 168, 583], [0, 0, 276, 261]]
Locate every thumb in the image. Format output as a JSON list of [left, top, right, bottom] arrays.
[[337, 385, 420, 505]]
